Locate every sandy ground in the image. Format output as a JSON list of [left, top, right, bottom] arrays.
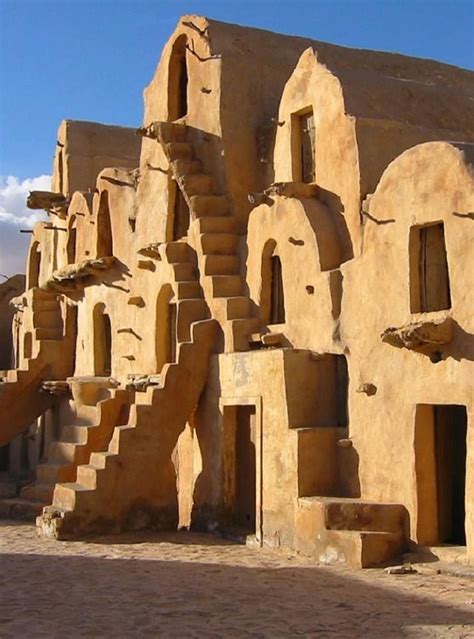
[[0, 521, 473, 638]]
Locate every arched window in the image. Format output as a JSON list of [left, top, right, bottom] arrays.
[[168, 35, 188, 121], [93, 304, 112, 376], [96, 191, 113, 257], [23, 332, 33, 360], [28, 241, 41, 289], [155, 284, 177, 371], [66, 217, 77, 264], [261, 240, 286, 325], [167, 180, 190, 241]]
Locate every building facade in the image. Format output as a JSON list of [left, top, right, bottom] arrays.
[[0, 16, 473, 568]]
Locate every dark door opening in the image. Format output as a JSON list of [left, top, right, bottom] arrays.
[[178, 54, 188, 119], [173, 185, 190, 241], [167, 302, 177, 364], [102, 313, 112, 376], [300, 110, 315, 183], [235, 405, 256, 531], [435, 405, 467, 544], [270, 255, 285, 325]]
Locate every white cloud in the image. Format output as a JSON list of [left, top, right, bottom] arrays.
[[0, 175, 51, 277]]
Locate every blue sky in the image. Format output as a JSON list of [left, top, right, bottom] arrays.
[[0, 0, 473, 275]]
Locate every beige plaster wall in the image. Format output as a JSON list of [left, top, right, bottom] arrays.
[[340, 142, 473, 552]]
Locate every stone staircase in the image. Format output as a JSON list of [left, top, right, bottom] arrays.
[[294, 497, 408, 568], [0, 289, 68, 447], [37, 317, 218, 539], [19, 390, 132, 506], [290, 422, 407, 567], [144, 120, 259, 351]]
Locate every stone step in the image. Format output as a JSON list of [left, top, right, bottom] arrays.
[[49, 441, 77, 464], [33, 299, 60, 312], [154, 121, 188, 143], [172, 262, 197, 282], [320, 529, 405, 568], [35, 327, 62, 341], [164, 242, 195, 264], [211, 275, 243, 298], [190, 195, 229, 218], [226, 296, 251, 320], [178, 173, 214, 196], [53, 482, 87, 511], [0, 480, 18, 499], [89, 452, 108, 469], [165, 142, 194, 160], [32, 310, 62, 329], [20, 482, 54, 504], [201, 233, 239, 255], [171, 159, 202, 175], [299, 496, 408, 534], [176, 281, 203, 300], [36, 462, 64, 484], [0, 498, 44, 521], [76, 464, 98, 490], [61, 423, 90, 444], [204, 254, 240, 276], [177, 299, 209, 342], [197, 216, 239, 234], [231, 317, 260, 351]]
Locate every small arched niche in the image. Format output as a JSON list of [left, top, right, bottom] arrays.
[[96, 191, 113, 258], [66, 217, 77, 264], [93, 303, 112, 376], [23, 332, 33, 360], [27, 241, 41, 289], [155, 284, 177, 371], [167, 179, 190, 241], [261, 240, 286, 325], [168, 35, 189, 121]]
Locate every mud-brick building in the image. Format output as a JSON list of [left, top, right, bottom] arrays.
[[0, 16, 473, 569]]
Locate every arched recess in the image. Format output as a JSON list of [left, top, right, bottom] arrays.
[[96, 191, 113, 258], [261, 239, 286, 325], [93, 303, 112, 376], [66, 216, 77, 264], [166, 179, 190, 241], [23, 332, 33, 360], [27, 241, 41, 289], [155, 284, 177, 371], [168, 35, 189, 121]]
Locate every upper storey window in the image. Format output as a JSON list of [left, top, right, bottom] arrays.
[[409, 222, 451, 313], [291, 108, 315, 183], [168, 35, 188, 121]]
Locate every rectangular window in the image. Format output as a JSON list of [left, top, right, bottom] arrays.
[[291, 108, 315, 183], [409, 222, 451, 313]]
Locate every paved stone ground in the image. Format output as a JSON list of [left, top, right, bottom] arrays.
[[0, 521, 473, 638]]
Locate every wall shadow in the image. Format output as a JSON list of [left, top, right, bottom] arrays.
[[0, 536, 472, 638]]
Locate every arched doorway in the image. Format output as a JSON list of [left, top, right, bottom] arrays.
[[167, 180, 190, 241], [93, 304, 112, 376], [66, 217, 77, 264], [28, 241, 41, 289], [155, 285, 177, 371], [261, 240, 286, 325], [96, 191, 113, 257], [168, 35, 188, 121]]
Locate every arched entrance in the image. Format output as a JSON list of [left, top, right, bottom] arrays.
[[93, 304, 112, 376], [168, 35, 188, 121], [167, 180, 190, 241], [261, 240, 286, 325], [28, 241, 41, 289], [96, 191, 113, 257], [155, 284, 177, 371], [66, 217, 77, 264]]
